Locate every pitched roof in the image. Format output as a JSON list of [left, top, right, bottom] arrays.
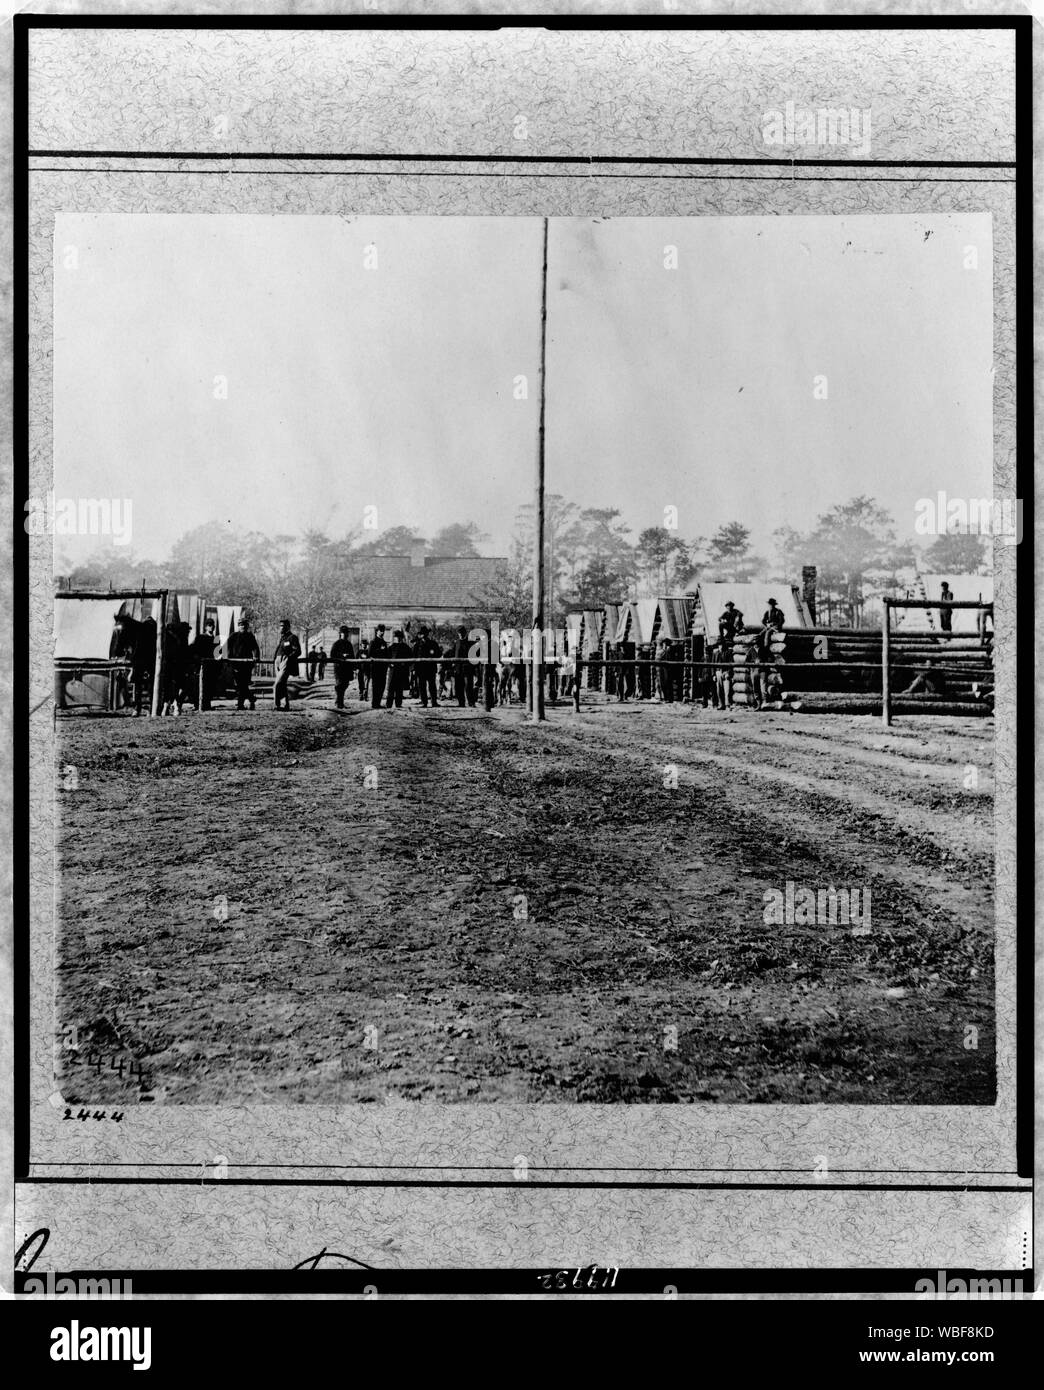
[[692, 581, 812, 636], [345, 555, 507, 609]]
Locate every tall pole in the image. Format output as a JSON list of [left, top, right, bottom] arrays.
[[531, 217, 549, 722]]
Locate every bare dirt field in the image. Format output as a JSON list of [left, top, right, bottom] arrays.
[[55, 694, 995, 1105]]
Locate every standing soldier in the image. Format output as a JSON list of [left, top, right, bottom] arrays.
[[453, 625, 477, 707], [227, 615, 260, 710], [189, 618, 219, 710], [369, 624, 389, 709], [712, 639, 733, 710], [272, 618, 301, 711], [939, 581, 954, 633], [656, 637, 675, 702], [414, 625, 440, 708], [357, 638, 370, 701], [384, 629, 412, 709], [330, 625, 355, 709]]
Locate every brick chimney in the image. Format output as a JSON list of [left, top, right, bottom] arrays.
[[410, 543, 426, 569]]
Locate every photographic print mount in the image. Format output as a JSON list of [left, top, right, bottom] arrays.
[[13, 13, 1032, 1297]]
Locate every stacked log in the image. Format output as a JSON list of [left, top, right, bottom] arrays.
[[778, 627, 991, 699], [730, 629, 786, 707], [791, 693, 991, 718]]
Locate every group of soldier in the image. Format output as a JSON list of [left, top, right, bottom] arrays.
[[267, 619, 483, 711], [603, 598, 787, 712], [116, 599, 791, 716]]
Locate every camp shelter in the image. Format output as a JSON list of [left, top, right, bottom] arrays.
[[581, 609, 604, 656], [564, 612, 583, 654], [691, 581, 812, 638], [53, 591, 197, 659], [54, 595, 125, 660], [628, 599, 660, 646], [891, 573, 993, 635], [602, 603, 624, 646], [656, 596, 695, 641]]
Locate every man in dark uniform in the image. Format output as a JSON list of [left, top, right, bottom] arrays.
[[654, 638, 670, 701], [453, 625, 477, 707], [189, 618, 219, 709], [939, 582, 953, 633], [718, 601, 744, 639], [385, 629, 411, 708], [330, 625, 355, 709], [712, 639, 733, 709], [272, 619, 302, 711], [413, 625, 440, 708], [306, 647, 319, 681], [762, 598, 785, 632], [226, 615, 260, 710], [357, 639, 370, 701], [369, 625, 388, 709], [614, 641, 629, 702]]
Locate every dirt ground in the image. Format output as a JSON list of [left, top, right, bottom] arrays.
[[54, 692, 995, 1105]]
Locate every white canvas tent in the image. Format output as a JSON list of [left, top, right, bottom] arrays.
[[891, 573, 992, 634], [691, 581, 812, 639]]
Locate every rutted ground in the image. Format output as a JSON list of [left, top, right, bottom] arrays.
[[55, 699, 994, 1105]]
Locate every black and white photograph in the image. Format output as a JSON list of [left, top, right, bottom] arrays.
[[46, 206, 1000, 1107], [13, 14, 1031, 1322]]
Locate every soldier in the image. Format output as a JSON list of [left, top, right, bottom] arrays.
[[357, 638, 370, 701], [226, 615, 260, 710], [718, 601, 744, 639], [712, 639, 733, 709], [272, 619, 301, 711], [744, 640, 763, 710], [656, 637, 675, 702], [189, 618, 219, 710], [762, 597, 785, 632], [614, 641, 629, 703], [453, 625, 477, 707], [939, 581, 953, 633], [385, 629, 411, 709], [413, 625, 440, 708], [369, 625, 389, 709], [330, 625, 355, 709]]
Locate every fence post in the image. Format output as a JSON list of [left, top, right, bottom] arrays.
[[881, 598, 892, 727], [484, 630, 494, 712], [150, 592, 167, 718]]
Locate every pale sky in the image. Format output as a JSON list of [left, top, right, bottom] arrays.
[[53, 213, 993, 566]]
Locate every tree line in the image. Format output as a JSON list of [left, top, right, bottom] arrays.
[[59, 497, 988, 636]]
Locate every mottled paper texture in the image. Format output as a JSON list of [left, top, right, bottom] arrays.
[[19, 25, 1026, 1279]]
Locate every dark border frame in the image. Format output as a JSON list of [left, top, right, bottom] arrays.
[[12, 10, 1033, 1297]]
